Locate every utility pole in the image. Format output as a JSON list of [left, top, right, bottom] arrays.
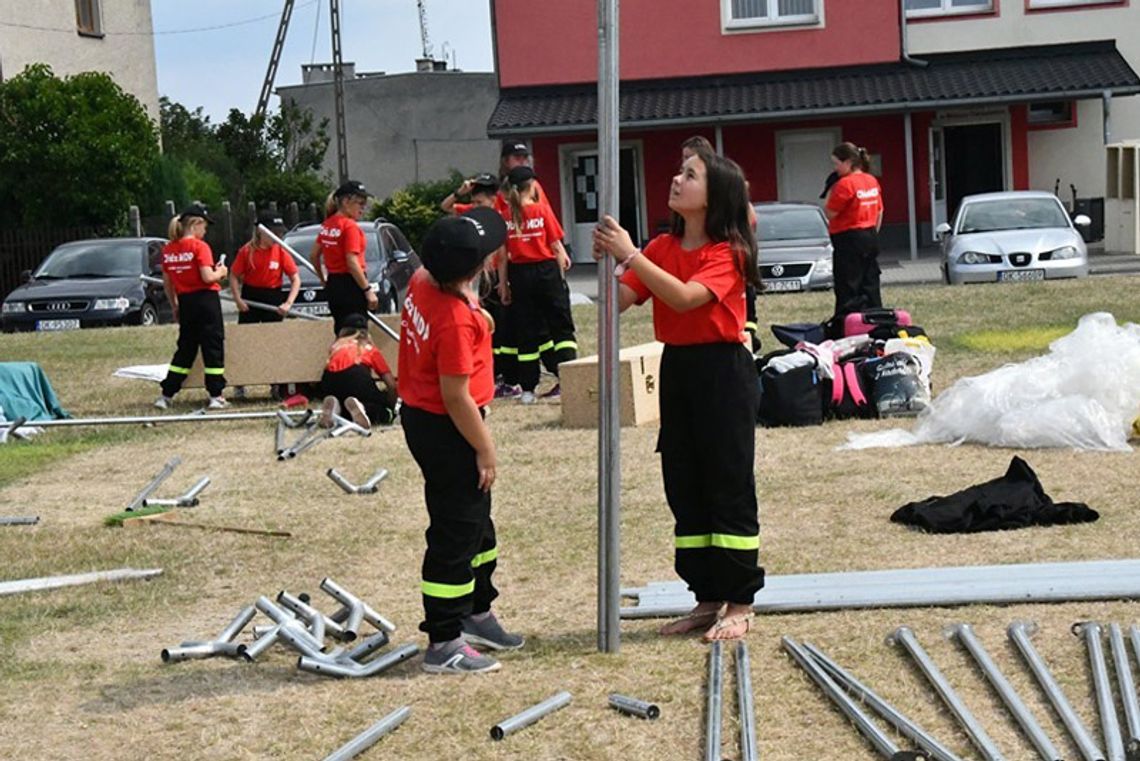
[[255, 0, 295, 121], [416, 0, 431, 59], [329, 0, 349, 184]]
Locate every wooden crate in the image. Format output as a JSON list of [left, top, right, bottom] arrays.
[[182, 316, 400, 388], [560, 342, 663, 428]]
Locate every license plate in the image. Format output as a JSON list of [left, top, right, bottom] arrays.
[[998, 269, 1045, 283], [764, 279, 803, 293], [292, 304, 330, 316], [36, 319, 80, 331]]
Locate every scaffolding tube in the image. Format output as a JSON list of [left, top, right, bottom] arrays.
[[297, 643, 418, 679], [1109, 624, 1140, 759], [331, 601, 396, 635], [161, 641, 247, 663], [127, 456, 181, 511], [1075, 622, 1125, 761], [945, 623, 1060, 761], [736, 641, 758, 761], [320, 578, 367, 640], [783, 636, 905, 758], [277, 591, 327, 643], [802, 641, 962, 761], [608, 693, 660, 720], [32, 411, 308, 429], [341, 631, 390, 663], [705, 641, 723, 761], [327, 468, 358, 494], [0, 567, 162, 597], [1009, 621, 1105, 761], [321, 706, 410, 761], [0, 516, 40, 526], [490, 691, 572, 741]]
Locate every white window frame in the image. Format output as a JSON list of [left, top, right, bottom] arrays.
[[904, 0, 993, 18], [1028, 0, 1122, 8], [721, 0, 822, 31]]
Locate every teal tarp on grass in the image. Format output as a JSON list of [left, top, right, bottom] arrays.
[[0, 362, 69, 421]]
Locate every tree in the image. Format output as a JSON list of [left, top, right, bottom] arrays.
[[0, 64, 159, 228]]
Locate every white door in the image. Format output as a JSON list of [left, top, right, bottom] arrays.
[[930, 127, 948, 236], [776, 129, 841, 204], [561, 146, 644, 263]]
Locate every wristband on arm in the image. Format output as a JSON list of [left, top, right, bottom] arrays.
[[613, 248, 640, 276]]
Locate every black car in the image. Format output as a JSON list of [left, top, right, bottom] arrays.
[[1, 237, 172, 333], [282, 219, 421, 316]]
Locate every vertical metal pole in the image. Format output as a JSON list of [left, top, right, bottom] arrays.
[[329, 0, 349, 184], [705, 641, 723, 761], [736, 641, 758, 761], [1109, 624, 1140, 758], [1074, 622, 1125, 761], [905, 111, 919, 261], [715, 125, 724, 156], [596, 0, 621, 654], [1104, 91, 1113, 145]]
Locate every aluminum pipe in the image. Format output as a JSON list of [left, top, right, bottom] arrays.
[[320, 578, 366, 641], [888, 626, 1004, 761], [341, 631, 390, 663], [181, 477, 211, 502], [276, 409, 313, 429], [0, 516, 40, 526], [329, 416, 371, 438], [736, 641, 758, 761], [358, 469, 388, 494], [705, 641, 723, 761], [1009, 621, 1105, 761], [140, 273, 320, 321], [331, 603, 397, 635], [127, 456, 181, 512], [782, 636, 904, 758], [161, 641, 248, 663], [944, 623, 1059, 761], [243, 626, 281, 660], [141, 497, 199, 508], [275, 420, 287, 455], [1110, 624, 1140, 759], [327, 468, 359, 494], [802, 641, 962, 761], [25, 410, 309, 429], [608, 693, 660, 720], [321, 706, 410, 761], [277, 591, 327, 643], [217, 605, 257, 643], [298, 642, 419, 679], [1074, 622, 1125, 761], [490, 691, 572, 741]]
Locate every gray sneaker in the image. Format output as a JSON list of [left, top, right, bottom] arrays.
[[319, 395, 340, 429], [422, 641, 501, 674], [461, 612, 525, 651]]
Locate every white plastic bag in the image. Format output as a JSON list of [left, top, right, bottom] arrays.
[[842, 312, 1140, 452]]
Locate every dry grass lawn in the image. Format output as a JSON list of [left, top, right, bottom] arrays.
[[2, 274, 1140, 760]]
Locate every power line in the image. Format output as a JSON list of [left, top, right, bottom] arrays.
[[0, 1, 318, 37]]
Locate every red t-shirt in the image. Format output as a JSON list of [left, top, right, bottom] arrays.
[[231, 243, 298, 289], [620, 235, 746, 346], [317, 214, 367, 274], [326, 338, 392, 376], [493, 180, 557, 223], [826, 173, 883, 234], [162, 237, 219, 295], [398, 269, 494, 415], [502, 203, 565, 264], [453, 202, 475, 214]]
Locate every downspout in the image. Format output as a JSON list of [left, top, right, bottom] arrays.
[[900, 0, 928, 68]]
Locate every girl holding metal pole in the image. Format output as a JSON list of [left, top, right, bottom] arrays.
[[398, 208, 524, 674], [230, 211, 301, 323], [156, 204, 229, 410], [593, 147, 764, 642], [312, 180, 377, 335]]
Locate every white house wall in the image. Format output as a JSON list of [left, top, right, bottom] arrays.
[[0, 0, 159, 119], [907, 3, 1140, 202]]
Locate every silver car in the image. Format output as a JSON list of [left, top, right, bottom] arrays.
[[753, 202, 834, 293], [938, 191, 1090, 285]]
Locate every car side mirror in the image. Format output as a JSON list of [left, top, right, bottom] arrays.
[[392, 250, 409, 264], [935, 223, 952, 238], [1073, 214, 1091, 227], [20, 269, 32, 283]]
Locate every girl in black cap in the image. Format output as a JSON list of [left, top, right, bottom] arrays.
[[312, 180, 377, 334], [156, 204, 229, 409], [399, 207, 523, 674]]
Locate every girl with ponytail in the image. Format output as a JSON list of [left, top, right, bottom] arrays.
[[825, 142, 884, 322]]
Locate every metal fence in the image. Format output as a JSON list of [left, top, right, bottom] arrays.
[[0, 225, 105, 302]]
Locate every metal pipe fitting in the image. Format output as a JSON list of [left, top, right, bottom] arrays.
[[243, 626, 282, 660], [217, 605, 257, 643], [803, 641, 961, 761], [705, 640, 723, 761], [181, 477, 211, 502], [321, 706, 411, 761], [358, 469, 389, 494], [276, 409, 313, 429], [320, 579, 367, 641], [278, 426, 330, 460], [141, 497, 198, 508], [331, 603, 396, 635], [297, 642, 419, 678], [341, 631, 391, 663], [161, 641, 248, 663], [330, 417, 370, 438], [735, 641, 758, 761], [1110, 624, 1140, 759], [782, 636, 904, 758], [888, 626, 1004, 761], [126, 456, 181, 512], [1074, 622, 1125, 761], [251, 624, 277, 640], [490, 691, 572, 741], [944, 623, 1059, 761], [1009, 621, 1105, 761], [0, 516, 39, 526], [277, 591, 326, 643], [275, 419, 287, 455], [608, 693, 660, 720], [327, 468, 359, 494], [276, 622, 333, 660]]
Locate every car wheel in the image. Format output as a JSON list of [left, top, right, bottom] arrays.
[[138, 302, 159, 326]]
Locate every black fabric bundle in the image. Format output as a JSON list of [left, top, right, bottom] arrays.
[[890, 456, 1099, 533]]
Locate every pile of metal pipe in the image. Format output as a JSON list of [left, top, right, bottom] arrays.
[[276, 412, 369, 461], [160, 579, 409, 679], [326, 468, 389, 495]]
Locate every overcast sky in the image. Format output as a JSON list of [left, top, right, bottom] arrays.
[[153, 0, 494, 122]]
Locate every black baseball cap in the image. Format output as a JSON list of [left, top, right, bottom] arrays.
[[257, 210, 286, 230], [420, 207, 507, 284], [342, 313, 369, 331], [506, 165, 536, 188], [179, 203, 214, 224], [500, 139, 530, 157], [470, 172, 499, 192], [334, 180, 369, 199]]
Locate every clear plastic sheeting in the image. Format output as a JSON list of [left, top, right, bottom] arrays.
[[842, 313, 1140, 452]]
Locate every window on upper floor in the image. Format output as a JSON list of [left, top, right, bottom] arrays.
[[723, 0, 821, 30], [75, 0, 103, 37], [1028, 101, 1077, 128], [1028, 0, 1124, 8], [905, 0, 993, 17]]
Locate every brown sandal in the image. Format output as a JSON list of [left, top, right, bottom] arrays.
[[658, 605, 725, 636], [702, 611, 754, 642]]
